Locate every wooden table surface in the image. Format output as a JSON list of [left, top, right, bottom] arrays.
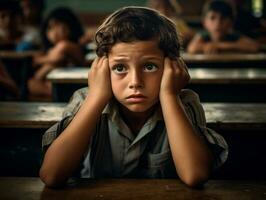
[[1, 102, 266, 130], [85, 52, 266, 65], [0, 177, 266, 200], [47, 67, 266, 84], [0, 102, 66, 128], [202, 103, 266, 130], [0, 50, 40, 59], [181, 53, 266, 63]]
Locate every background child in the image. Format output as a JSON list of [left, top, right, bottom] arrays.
[[28, 7, 85, 98], [40, 6, 228, 188], [0, 0, 23, 50], [146, 0, 195, 47], [0, 0, 41, 51], [18, 0, 45, 50], [187, 0, 260, 54], [0, 60, 19, 100]]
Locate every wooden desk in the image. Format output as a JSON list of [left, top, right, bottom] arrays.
[[182, 53, 266, 68], [0, 177, 266, 200], [203, 103, 266, 131], [0, 102, 66, 128], [0, 51, 40, 59], [47, 67, 266, 102], [1, 102, 266, 178], [0, 101, 266, 130], [1, 102, 266, 130], [86, 52, 266, 68]]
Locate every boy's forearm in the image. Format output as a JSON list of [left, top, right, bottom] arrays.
[[40, 94, 108, 187], [160, 94, 213, 186]]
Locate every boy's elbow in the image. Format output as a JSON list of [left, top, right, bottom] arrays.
[[180, 170, 210, 188], [39, 167, 66, 188]]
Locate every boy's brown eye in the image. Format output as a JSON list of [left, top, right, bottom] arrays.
[[112, 64, 127, 74], [143, 63, 158, 72]]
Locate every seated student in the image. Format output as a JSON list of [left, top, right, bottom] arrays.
[[18, 0, 46, 51], [146, 0, 195, 47], [187, 0, 260, 54], [40, 6, 228, 188], [28, 7, 85, 98], [0, 0, 21, 49], [0, 60, 19, 100], [0, 0, 40, 51]]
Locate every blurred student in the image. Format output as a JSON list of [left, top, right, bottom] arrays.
[[19, 0, 46, 50], [0, 0, 22, 49], [147, 0, 195, 47], [187, 0, 260, 54], [0, 0, 40, 51], [28, 7, 85, 98], [0, 61, 19, 100]]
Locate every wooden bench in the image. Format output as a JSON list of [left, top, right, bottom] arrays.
[[47, 67, 266, 102], [1, 101, 266, 178], [1, 177, 266, 199]]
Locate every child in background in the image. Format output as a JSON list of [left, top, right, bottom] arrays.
[[0, 61, 19, 100], [40, 6, 228, 188], [187, 0, 260, 54], [0, 0, 22, 50], [0, 0, 41, 51], [28, 7, 85, 98], [147, 0, 195, 47], [19, 0, 45, 50]]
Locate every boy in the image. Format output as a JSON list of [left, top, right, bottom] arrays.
[[187, 0, 260, 54], [40, 6, 228, 188]]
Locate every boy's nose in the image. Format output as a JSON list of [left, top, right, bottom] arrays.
[[129, 70, 143, 89]]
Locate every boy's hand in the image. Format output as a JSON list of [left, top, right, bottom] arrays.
[[160, 57, 190, 98], [88, 56, 113, 103]]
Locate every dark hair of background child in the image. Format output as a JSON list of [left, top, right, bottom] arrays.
[[0, 0, 22, 16], [41, 7, 84, 50], [202, 0, 236, 21]]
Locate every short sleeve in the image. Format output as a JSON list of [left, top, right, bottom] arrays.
[[42, 87, 88, 152], [180, 89, 228, 169]]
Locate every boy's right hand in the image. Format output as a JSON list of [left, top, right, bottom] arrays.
[[88, 56, 113, 103]]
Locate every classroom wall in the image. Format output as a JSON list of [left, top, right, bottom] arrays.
[[45, 0, 146, 14], [45, 0, 206, 27]]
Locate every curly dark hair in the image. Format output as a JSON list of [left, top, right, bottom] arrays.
[[95, 6, 180, 59]]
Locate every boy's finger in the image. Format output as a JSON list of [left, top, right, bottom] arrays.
[[177, 58, 189, 73], [91, 56, 100, 68]]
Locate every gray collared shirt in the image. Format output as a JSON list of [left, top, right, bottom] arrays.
[[42, 87, 228, 178]]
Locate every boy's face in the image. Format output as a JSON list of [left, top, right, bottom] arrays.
[[108, 40, 164, 113], [203, 11, 233, 40]]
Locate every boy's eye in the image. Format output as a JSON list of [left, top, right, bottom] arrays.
[[143, 63, 158, 72], [112, 64, 127, 74]]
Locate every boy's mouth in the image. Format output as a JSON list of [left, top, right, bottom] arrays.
[[126, 94, 147, 103]]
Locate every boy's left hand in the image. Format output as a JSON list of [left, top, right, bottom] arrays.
[[160, 57, 190, 98]]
